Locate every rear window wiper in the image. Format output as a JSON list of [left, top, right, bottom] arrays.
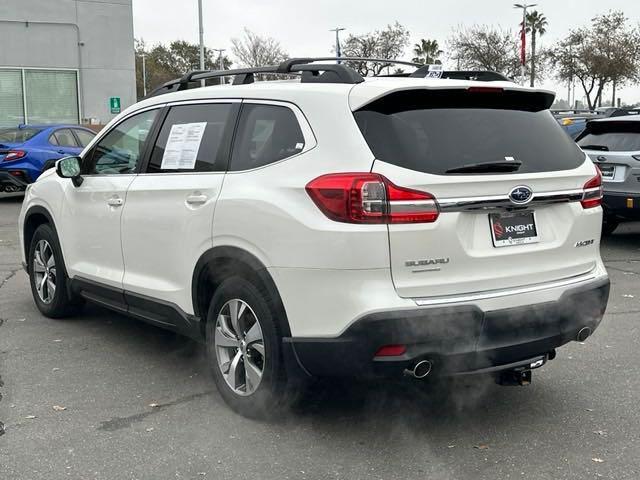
[[445, 160, 522, 174], [579, 144, 609, 151]]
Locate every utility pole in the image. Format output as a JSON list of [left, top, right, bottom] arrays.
[[329, 27, 346, 64], [212, 48, 226, 84], [141, 53, 147, 97], [197, 0, 205, 86], [514, 3, 536, 86]]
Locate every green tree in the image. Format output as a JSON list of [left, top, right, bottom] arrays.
[[412, 39, 443, 65], [135, 39, 232, 99], [523, 10, 548, 86]]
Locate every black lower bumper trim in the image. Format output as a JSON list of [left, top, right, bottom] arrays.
[[0, 170, 30, 191], [603, 192, 640, 219], [287, 277, 610, 378]]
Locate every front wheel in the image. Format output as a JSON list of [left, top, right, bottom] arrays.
[[205, 276, 298, 418], [28, 224, 82, 318]]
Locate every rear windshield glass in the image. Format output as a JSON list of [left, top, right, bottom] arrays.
[[577, 121, 640, 151], [354, 89, 585, 175], [0, 127, 42, 143]]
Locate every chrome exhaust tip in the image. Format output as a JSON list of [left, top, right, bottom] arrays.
[[577, 327, 592, 342], [404, 360, 432, 379]]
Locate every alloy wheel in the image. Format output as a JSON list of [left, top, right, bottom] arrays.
[[214, 298, 265, 396], [33, 239, 56, 304]]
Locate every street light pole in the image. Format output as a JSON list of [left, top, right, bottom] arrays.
[[141, 53, 147, 97], [514, 3, 536, 86], [213, 48, 226, 84], [198, 0, 205, 86], [329, 27, 346, 64]]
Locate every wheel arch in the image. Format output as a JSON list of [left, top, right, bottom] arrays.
[[192, 246, 291, 338], [23, 206, 57, 261]]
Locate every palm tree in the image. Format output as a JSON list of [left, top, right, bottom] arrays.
[[412, 39, 443, 65], [524, 10, 548, 87]]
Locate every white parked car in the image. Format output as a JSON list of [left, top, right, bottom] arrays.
[[18, 58, 610, 417]]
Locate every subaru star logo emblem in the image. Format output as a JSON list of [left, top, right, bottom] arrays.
[[509, 185, 533, 205]]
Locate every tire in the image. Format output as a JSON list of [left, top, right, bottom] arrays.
[[602, 215, 619, 236], [28, 224, 82, 318], [205, 276, 297, 418]]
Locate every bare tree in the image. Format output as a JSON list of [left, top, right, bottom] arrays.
[[447, 25, 522, 79], [550, 11, 640, 109], [339, 22, 410, 76], [230, 28, 289, 68]]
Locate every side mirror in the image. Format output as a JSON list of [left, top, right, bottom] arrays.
[[56, 156, 83, 187]]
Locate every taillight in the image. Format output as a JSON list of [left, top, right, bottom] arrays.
[[305, 173, 439, 224], [581, 170, 603, 209], [3, 150, 26, 162]]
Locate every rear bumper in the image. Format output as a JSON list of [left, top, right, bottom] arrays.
[[287, 276, 610, 378], [0, 169, 30, 190], [603, 191, 640, 219]]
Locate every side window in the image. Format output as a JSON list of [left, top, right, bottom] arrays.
[[84, 109, 158, 175], [73, 128, 96, 148], [49, 133, 59, 146], [147, 103, 233, 173], [230, 104, 305, 171], [53, 129, 79, 147]]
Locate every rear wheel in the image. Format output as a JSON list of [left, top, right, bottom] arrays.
[[205, 276, 298, 418], [28, 224, 82, 318]]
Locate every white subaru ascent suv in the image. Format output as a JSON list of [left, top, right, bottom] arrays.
[[18, 58, 609, 417]]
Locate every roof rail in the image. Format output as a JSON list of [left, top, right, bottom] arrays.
[[147, 57, 514, 98], [148, 58, 370, 97]]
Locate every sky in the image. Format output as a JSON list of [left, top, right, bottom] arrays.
[[131, 0, 640, 105]]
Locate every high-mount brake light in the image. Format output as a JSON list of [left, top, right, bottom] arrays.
[[305, 173, 439, 224], [581, 170, 603, 209], [466, 87, 504, 93]]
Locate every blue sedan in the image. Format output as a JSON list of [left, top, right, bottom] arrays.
[[0, 124, 96, 192]]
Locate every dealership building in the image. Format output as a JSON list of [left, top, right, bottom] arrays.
[[0, 0, 136, 127]]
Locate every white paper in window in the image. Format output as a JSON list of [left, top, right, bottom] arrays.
[[160, 122, 207, 170]]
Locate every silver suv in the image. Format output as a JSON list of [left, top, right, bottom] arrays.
[[578, 116, 640, 234]]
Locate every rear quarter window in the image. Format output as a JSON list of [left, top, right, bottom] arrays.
[[0, 127, 42, 143], [354, 89, 585, 175]]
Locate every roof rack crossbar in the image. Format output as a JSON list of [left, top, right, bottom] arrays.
[[147, 57, 513, 98]]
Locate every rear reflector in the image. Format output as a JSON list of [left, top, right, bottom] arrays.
[[374, 345, 407, 357], [581, 170, 603, 209], [306, 173, 439, 224]]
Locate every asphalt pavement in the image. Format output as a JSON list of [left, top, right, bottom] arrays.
[[1, 193, 639, 480]]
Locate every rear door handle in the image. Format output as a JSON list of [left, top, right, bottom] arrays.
[[107, 197, 123, 207], [186, 194, 208, 205]]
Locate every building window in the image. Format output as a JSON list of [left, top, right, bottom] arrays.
[[0, 69, 25, 126], [0, 68, 79, 127]]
